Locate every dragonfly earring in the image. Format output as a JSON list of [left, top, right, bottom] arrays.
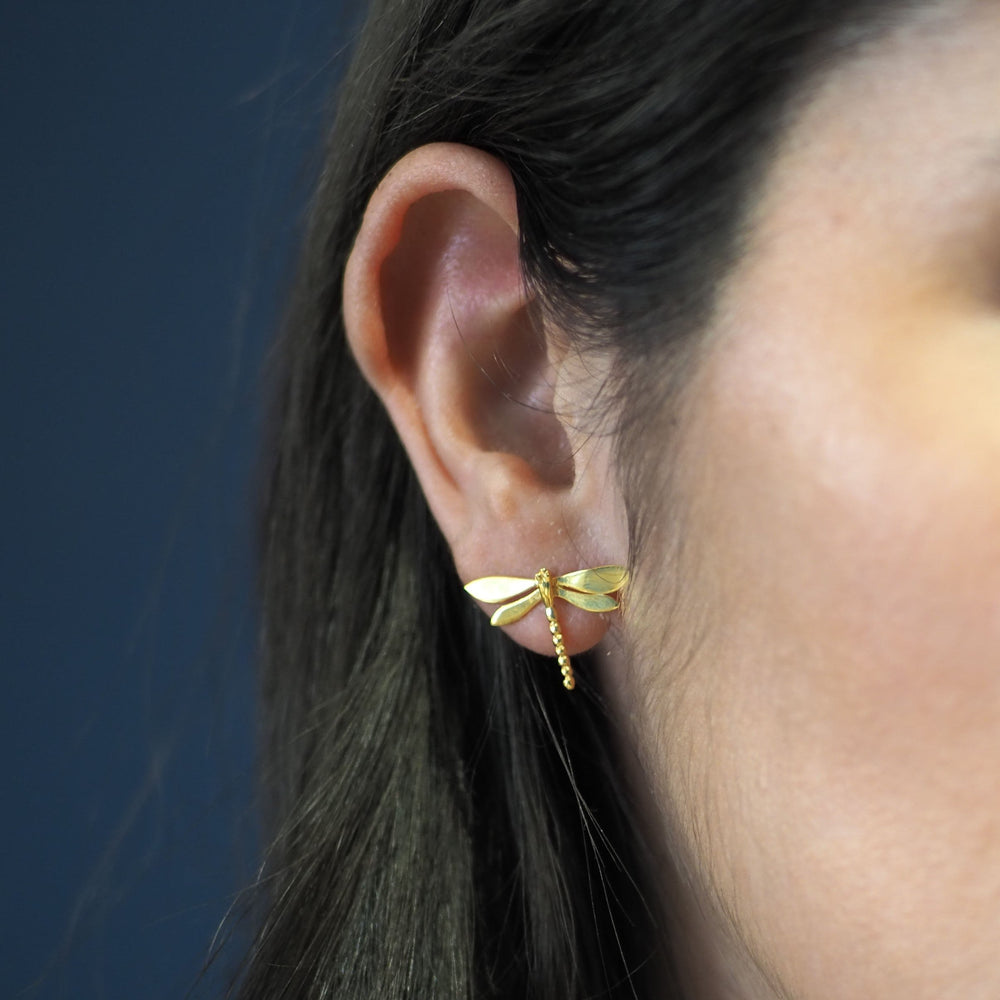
[[464, 565, 629, 690]]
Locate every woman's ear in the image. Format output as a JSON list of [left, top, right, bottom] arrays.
[[343, 143, 626, 657]]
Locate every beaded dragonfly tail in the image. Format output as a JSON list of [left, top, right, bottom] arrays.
[[535, 567, 575, 690], [544, 602, 574, 690]]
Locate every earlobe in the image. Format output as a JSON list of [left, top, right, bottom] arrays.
[[343, 143, 626, 662]]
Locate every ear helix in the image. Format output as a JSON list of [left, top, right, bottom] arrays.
[[464, 565, 629, 690]]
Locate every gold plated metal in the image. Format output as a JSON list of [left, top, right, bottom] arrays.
[[464, 565, 629, 690]]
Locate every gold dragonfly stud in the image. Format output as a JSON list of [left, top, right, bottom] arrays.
[[463, 565, 629, 690]]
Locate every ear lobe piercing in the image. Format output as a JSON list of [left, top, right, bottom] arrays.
[[464, 566, 629, 690]]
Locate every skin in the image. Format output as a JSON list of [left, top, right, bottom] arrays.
[[344, 3, 1000, 995], [617, 4, 1000, 996]]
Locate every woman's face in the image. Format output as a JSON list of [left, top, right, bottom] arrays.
[[625, 4, 1000, 996]]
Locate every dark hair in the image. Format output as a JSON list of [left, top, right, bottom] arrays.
[[230, 1, 928, 997]]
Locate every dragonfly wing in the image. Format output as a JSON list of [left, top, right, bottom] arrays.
[[557, 566, 629, 594], [491, 589, 542, 626], [464, 575, 534, 603], [557, 587, 619, 613]]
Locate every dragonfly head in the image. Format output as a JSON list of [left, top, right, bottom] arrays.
[[534, 567, 553, 604]]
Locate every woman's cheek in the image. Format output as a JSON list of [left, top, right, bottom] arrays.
[[650, 300, 1000, 997]]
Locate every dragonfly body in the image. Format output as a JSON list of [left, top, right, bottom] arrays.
[[464, 565, 629, 690]]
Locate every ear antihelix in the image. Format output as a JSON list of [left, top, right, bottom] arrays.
[[464, 565, 629, 690]]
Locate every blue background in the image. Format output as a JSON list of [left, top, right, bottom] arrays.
[[1, 3, 357, 996]]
